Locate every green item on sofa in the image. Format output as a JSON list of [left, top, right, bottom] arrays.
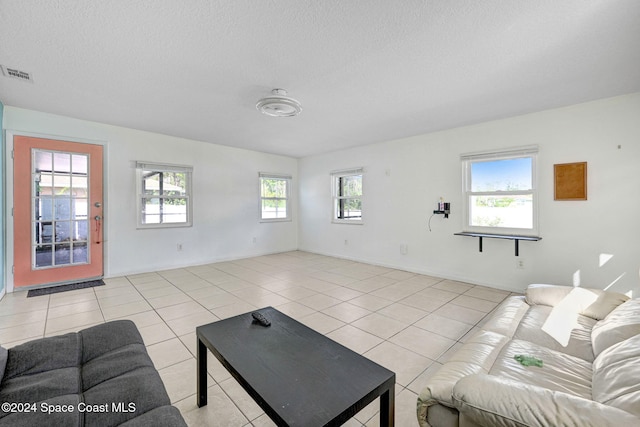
[[514, 354, 543, 367]]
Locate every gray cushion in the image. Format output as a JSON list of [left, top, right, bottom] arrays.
[[3, 332, 81, 380], [0, 320, 186, 427], [0, 395, 80, 427]]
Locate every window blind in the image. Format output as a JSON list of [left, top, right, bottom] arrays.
[[136, 161, 193, 173], [259, 172, 292, 180], [330, 167, 364, 176], [460, 146, 538, 161]]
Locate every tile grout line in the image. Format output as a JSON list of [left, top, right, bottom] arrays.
[[2, 251, 518, 426]]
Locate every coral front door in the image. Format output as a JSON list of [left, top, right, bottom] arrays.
[[13, 136, 104, 288]]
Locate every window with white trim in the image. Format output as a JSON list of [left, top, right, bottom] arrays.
[[259, 173, 291, 221], [462, 147, 538, 235], [136, 162, 193, 228], [331, 168, 363, 223]]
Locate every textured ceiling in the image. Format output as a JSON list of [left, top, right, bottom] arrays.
[[1, 1, 639, 158]]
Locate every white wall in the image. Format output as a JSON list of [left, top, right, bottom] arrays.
[[4, 107, 298, 278], [0, 101, 4, 298], [4, 94, 639, 296], [299, 93, 640, 296]]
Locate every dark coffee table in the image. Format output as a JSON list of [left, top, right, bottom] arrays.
[[196, 306, 395, 426]]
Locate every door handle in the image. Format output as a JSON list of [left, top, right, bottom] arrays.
[[94, 215, 102, 244]]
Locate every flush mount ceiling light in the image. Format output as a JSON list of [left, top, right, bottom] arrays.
[[256, 89, 302, 117]]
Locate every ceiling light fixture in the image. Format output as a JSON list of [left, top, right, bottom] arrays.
[[256, 89, 302, 117]]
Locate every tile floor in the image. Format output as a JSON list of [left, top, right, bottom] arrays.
[[0, 251, 516, 426]]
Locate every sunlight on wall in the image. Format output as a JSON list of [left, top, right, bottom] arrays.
[[597, 253, 633, 297], [599, 253, 614, 267], [572, 254, 633, 298], [573, 270, 581, 287], [604, 273, 626, 291]]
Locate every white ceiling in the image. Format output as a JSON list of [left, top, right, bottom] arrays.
[[1, 1, 639, 158]]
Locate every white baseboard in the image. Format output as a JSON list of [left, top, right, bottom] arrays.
[[297, 247, 524, 294]]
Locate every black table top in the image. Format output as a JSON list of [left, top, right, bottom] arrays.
[[197, 306, 395, 426]]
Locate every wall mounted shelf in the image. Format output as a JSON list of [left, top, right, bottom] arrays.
[[454, 232, 542, 256]]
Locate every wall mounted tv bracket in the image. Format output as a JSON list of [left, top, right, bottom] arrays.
[[433, 202, 450, 218]]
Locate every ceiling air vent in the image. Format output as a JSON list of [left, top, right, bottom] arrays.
[[1, 65, 34, 83]]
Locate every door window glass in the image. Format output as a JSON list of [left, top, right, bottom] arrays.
[[33, 149, 90, 268]]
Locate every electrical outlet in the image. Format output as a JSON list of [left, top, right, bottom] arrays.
[[344, 239, 349, 245], [516, 259, 525, 269], [177, 243, 183, 252], [252, 237, 257, 244], [400, 244, 408, 255]]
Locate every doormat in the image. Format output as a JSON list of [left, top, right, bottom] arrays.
[[27, 279, 105, 297]]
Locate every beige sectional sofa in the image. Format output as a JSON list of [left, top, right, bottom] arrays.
[[417, 284, 640, 427]]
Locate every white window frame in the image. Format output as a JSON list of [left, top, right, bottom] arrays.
[[331, 167, 364, 224], [136, 161, 193, 229], [259, 172, 292, 222], [462, 146, 539, 236]]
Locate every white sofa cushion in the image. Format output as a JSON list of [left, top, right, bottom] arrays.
[[489, 339, 593, 399], [479, 295, 529, 337], [526, 284, 629, 320], [420, 330, 511, 407], [513, 304, 596, 361], [591, 299, 640, 356], [453, 374, 640, 427], [592, 333, 640, 417]]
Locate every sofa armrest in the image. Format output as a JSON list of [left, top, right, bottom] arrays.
[[452, 374, 640, 427], [417, 331, 511, 427]]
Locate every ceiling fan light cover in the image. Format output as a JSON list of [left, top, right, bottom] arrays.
[[256, 89, 302, 117]]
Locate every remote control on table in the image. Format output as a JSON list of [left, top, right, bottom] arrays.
[[251, 311, 271, 327]]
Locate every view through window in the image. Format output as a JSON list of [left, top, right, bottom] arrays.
[[463, 147, 538, 235], [260, 173, 291, 221], [332, 168, 363, 223], [136, 162, 192, 228]]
